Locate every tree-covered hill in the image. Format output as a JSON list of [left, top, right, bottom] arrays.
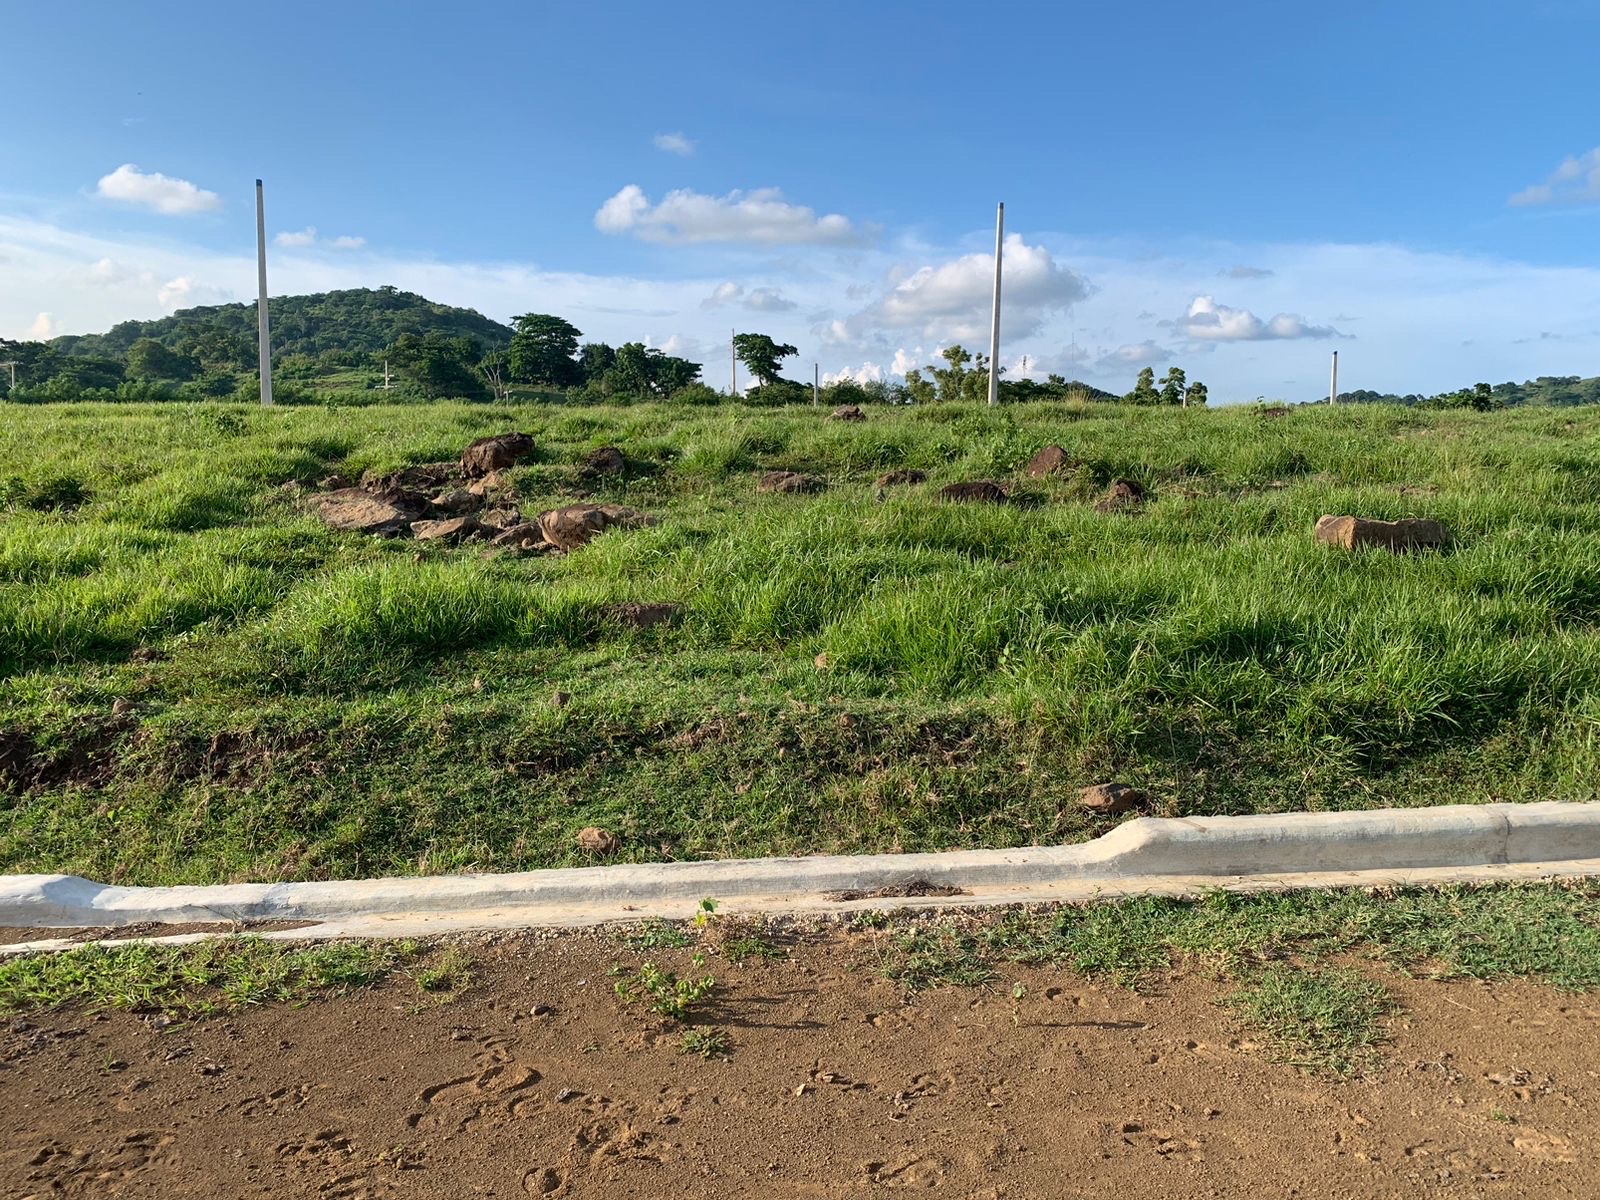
[[50, 286, 513, 362], [1331, 375, 1600, 409]]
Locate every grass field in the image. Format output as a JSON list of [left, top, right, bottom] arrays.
[[2, 399, 1598, 885]]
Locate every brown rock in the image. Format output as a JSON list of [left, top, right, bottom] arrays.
[[1078, 783, 1147, 816], [537, 503, 657, 552], [576, 826, 619, 855], [874, 469, 927, 488], [758, 470, 824, 494], [317, 473, 351, 490], [551, 691, 571, 708], [938, 480, 1008, 504], [489, 522, 542, 546], [830, 405, 866, 422], [410, 515, 478, 542], [582, 446, 626, 475], [1094, 479, 1147, 513], [360, 463, 458, 492], [431, 489, 481, 515], [1314, 514, 1452, 552], [1023, 445, 1072, 477], [604, 602, 681, 630], [465, 470, 507, 497], [477, 506, 523, 532], [312, 488, 415, 536], [461, 432, 535, 478]]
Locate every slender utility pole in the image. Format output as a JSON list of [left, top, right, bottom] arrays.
[[987, 202, 1004, 406], [255, 179, 274, 407], [813, 362, 819, 406], [1329, 350, 1339, 406], [1, 361, 16, 391], [730, 328, 737, 397]]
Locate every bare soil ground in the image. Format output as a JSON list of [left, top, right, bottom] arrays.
[[3, 928, 1597, 1199]]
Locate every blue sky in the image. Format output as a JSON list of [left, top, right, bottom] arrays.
[[3, 0, 1598, 401]]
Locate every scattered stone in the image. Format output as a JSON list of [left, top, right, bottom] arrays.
[[410, 515, 478, 542], [312, 488, 416, 536], [461, 432, 535, 478], [551, 691, 571, 708], [538, 504, 657, 552], [604, 602, 681, 630], [477, 506, 523, 532], [758, 470, 824, 494], [430, 489, 481, 515], [1023, 445, 1072, 477], [489, 522, 542, 546], [582, 446, 626, 475], [1093, 479, 1147, 513], [1078, 783, 1147, 816], [466, 470, 507, 498], [317, 473, 351, 490], [874, 469, 926, 488], [938, 480, 1008, 504], [830, 405, 866, 422], [1314, 514, 1452, 553], [813, 652, 832, 671], [575, 826, 619, 855]]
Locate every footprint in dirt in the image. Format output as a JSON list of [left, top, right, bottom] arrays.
[[405, 1061, 544, 1132], [523, 1166, 564, 1195], [863, 1156, 947, 1187]]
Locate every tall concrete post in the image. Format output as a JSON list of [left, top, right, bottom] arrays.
[[987, 202, 1004, 406], [1329, 350, 1339, 406]]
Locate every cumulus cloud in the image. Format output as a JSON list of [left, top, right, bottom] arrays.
[[851, 234, 1087, 342], [275, 227, 317, 247], [95, 164, 221, 215], [823, 361, 887, 385], [1180, 295, 1338, 341], [653, 132, 695, 156], [1222, 265, 1274, 279], [1509, 148, 1600, 206], [745, 286, 795, 312], [28, 312, 61, 338], [701, 281, 743, 308], [1098, 340, 1169, 369], [157, 276, 231, 310], [595, 184, 862, 245], [331, 235, 366, 249]]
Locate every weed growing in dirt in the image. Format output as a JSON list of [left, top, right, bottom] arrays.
[[722, 935, 787, 964], [613, 957, 717, 1022], [1226, 965, 1398, 1075], [0, 938, 410, 1017], [881, 926, 998, 992], [622, 920, 694, 951], [410, 944, 473, 997], [679, 1028, 731, 1059]]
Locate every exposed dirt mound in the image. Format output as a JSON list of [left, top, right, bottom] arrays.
[[1023, 445, 1073, 477], [1315, 515, 1452, 552], [830, 405, 866, 422], [938, 480, 1008, 504], [1094, 479, 1147, 513], [539, 505, 657, 552], [461, 432, 535, 477], [582, 446, 626, 476], [758, 471, 825, 495], [874, 469, 926, 488]]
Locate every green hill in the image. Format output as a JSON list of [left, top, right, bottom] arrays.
[[1331, 375, 1600, 409], [50, 286, 513, 362]]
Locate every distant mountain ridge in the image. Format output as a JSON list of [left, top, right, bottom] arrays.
[[50, 286, 514, 361], [1330, 375, 1600, 408]]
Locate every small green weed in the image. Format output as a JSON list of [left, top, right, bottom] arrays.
[[623, 920, 694, 951], [613, 957, 717, 1022], [411, 944, 473, 996], [880, 926, 997, 993], [722, 936, 786, 964], [679, 1028, 731, 1059]]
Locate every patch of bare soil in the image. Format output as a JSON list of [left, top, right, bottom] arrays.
[[3, 929, 1598, 1199]]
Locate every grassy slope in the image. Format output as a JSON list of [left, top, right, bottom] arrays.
[[2, 400, 1598, 885]]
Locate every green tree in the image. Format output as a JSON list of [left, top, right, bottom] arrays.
[[1127, 367, 1160, 405], [388, 332, 488, 400], [1184, 380, 1208, 407], [604, 343, 704, 398], [578, 342, 617, 383], [732, 333, 797, 388], [1159, 367, 1186, 406], [509, 314, 582, 386]]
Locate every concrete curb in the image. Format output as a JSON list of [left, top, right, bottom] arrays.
[[3, 803, 1598, 949]]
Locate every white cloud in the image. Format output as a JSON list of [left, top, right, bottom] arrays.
[[156, 275, 232, 311], [653, 132, 695, 156], [1180, 295, 1338, 341], [745, 286, 795, 312], [95, 163, 221, 215], [701, 281, 743, 308], [28, 311, 60, 338], [889, 348, 924, 376], [1098, 340, 1169, 369], [823, 361, 887, 385], [1509, 148, 1600, 206], [331, 235, 366, 249], [852, 234, 1087, 342], [275, 227, 317, 247], [595, 184, 862, 245], [1222, 265, 1274, 279]]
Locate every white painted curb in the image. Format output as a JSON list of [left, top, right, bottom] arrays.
[[3, 804, 1597, 945]]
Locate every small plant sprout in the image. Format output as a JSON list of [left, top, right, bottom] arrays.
[[679, 1028, 730, 1059], [695, 897, 720, 929], [614, 960, 717, 1023]]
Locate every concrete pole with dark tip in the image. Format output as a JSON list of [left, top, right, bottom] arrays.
[[987, 202, 1004, 406], [255, 180, 274, 407], [1330, 350, 1338, 406]]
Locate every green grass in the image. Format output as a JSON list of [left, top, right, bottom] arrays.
[[2, 400, 1599, 884], [0, 937, 420, 1017], [1226, 966, 1397, 1075]]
